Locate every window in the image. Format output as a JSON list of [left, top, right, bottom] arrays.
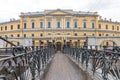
[[48, 33, 51, 35], [112, 26, 114, 30], [117, 26, 119, 30], [11, 34, 13, 37], [106, 42, 109, 46], [17, 34, 20, 37], [83, 21, 87, 28], [113, 34, 114, 36], [57, 33, 60, 35], [106, 34, 109, 36], [83, 33, 86, 36], [67, 33, 70, 35], [57, 21, 60, 28], [66, 21, 70, 28], [74, 21, 78, 28], [98, 24, 101, 29], [17, 42, 20, 46], [24, 34, 26, 38], [5, 26, 7, 30], [31, 22, 35, 29], [91, 21, 95, 29], [17, 24, 20, 29], [92, 33, 94, 36], [48, 22, 51, 28], [32, 40, 35, 45], [32, 34, 34, 37], [1, 26, 2, 31], [40, 33, 43, 37], [99, 34, 101, 36], [24, 23, 27, 29], [11, 25, 13, 30], [5, 35, 7, 38], [40, 22, 43, 28], [106, 24, 108, 30], [74, 33, 77, 36]]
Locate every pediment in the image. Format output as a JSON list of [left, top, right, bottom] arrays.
[[46, 9, 72, 15], [52, 11, 67, 15]]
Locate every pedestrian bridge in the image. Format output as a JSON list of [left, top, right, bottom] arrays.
[[42, 52, 91, 80], [0, 47, 120, 80]]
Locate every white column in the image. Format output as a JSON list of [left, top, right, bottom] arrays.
[[71, 17, 72, 29], [63, 17, 65, 29], [52, 17, 53, 29], [52, 16, 55, 29], [54, 17, 56, 29], [61, 17, 63, 29], [44, 16, 46, 29]]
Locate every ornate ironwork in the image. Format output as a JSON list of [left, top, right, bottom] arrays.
[[0, 47, 56, 80], [63, 46, 120, 80]]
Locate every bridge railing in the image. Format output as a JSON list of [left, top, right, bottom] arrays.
[[0, 47, 56, 80], [63, 46, 120, 80]]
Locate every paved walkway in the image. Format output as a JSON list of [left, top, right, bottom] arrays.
[[42, 51, 92, 80]]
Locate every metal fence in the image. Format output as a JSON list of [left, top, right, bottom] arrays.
[[0, 47, 56, 80], [63, 46, 120, 80]]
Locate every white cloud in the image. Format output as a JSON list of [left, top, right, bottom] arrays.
[[0, 0, 120, 22]]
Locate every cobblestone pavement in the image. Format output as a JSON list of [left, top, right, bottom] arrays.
[[42, 51, 92, 80]]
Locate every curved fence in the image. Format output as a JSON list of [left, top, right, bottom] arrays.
[[63, 46, 120, 80], [0, 47, 56, 80]]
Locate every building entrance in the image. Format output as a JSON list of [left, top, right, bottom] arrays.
[[56, 42, 62, 51]]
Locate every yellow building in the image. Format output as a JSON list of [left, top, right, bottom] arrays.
[[0, 9, 120, 50]]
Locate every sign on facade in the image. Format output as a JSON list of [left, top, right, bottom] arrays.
[[23, 39, 32, 46], [87, 37, 98, 49]]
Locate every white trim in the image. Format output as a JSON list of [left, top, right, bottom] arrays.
[[47, 21, 51, 28], [31, 21, 35, 29], [56, 21, 61, 28], [40, 21, 44, 28], [74, 20, 78, 28], [83, 20, 87, 28], [91, 20, 95, 29], [66, 21, 70, 28]]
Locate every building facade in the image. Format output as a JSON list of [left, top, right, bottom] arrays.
[[0, 9, 120, 50]]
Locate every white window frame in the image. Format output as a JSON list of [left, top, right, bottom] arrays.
[[47, 21, 51, 28], [74, 21, 78, 28], [66, 21, 70, 28], [24, 22, 27, 29], [83, 20, 87, 28], [91, 21, 95, 29], [31, 21, 35, 29], [57, 21, 61, 28], [40, 21, 44, 28]]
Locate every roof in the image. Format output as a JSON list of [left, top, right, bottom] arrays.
[[98, 20, 120, 24], [20, 9, 98, 17], [0, 19, 20, 25]]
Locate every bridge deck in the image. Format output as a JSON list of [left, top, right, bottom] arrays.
[[42, 51, 92, 80]]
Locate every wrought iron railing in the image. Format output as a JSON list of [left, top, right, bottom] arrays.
[[0, 47, 56, 80], [63, 46, 120, 80]]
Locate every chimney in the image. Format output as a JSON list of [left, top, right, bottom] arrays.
[[21, 12, 24, 15], [99, 16, 102, 20], [109, 19, 112, 22], [10, 18, 12, 21], [104, 18, 107, 21], [12, 18, 15, 21], [94, 12, 97, 15]]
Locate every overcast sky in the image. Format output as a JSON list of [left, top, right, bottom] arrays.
[[0, 0, 120, 22]]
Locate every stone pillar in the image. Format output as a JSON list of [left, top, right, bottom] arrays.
[[44, 17, 46, 29]]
